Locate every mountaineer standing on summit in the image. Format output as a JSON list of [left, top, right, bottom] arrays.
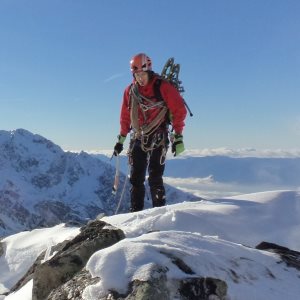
[[113, 53, 187, 212]]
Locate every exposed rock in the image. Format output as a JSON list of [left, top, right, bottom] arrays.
[[4, 220, 125, 300], [9, 240, 70, 294], [37, 236, 228, 300], [46, 268, 99, 300], [127, 273, 227, 300], [0, 218, 6, 230], [178, 277, 228, 300], [121, 266, 170, 300], [160, 250, 195, 275], [0, 241, 4, 257], [31, 220, 125, 300], [34, 200, 76, 226], [90, 264, 227, 300], [256, 241, 300, 271]]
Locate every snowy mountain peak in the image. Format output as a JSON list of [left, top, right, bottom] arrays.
[[1, 128, 62, 155], [0, 129, 120, 236], [0, 129, 199, 237]]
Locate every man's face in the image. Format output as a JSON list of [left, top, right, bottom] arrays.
[[134, 71, 149, 86]]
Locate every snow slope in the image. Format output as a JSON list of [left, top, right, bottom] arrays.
[[0, 224, 80, 297], [84, 231, 298, 300], [2, 190, 300, 300], [102, 190, 300, 251]]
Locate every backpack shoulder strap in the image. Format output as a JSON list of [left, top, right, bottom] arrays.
[[153, 77, 164, 102]]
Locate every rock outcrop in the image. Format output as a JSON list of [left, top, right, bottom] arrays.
[[0, 241, 4, 257], [7, 225, 300, 300], [48, 264, 228, 300], [8, 219, 228, 300], [256, 241, 300, 271], [8, 220, 125, 300]]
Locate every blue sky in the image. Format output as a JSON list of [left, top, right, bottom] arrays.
[[0, 0, 299, 151]]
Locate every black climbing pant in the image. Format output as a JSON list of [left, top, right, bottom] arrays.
[[129, 139, 166, 212]]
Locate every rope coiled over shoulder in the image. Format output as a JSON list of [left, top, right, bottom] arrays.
[[130, 84, 168, 139]]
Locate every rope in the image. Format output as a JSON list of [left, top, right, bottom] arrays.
[[130, 84, 168, 151], [114, 163, 129, 215]]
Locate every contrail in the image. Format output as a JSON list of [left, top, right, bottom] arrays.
[[104, 73, 123, 83]]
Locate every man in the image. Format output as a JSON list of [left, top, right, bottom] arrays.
[[114, 53, 187, 212]]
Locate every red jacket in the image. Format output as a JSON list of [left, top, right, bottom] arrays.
[[120, 75, 187, 136]]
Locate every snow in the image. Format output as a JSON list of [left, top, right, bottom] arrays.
[[0, 134, 300, 299], [0, 224, 80, 297], [84, 231, 299, 300], [4, 280, 32, 300], [1, 190, 300, 300], [99, 190, 300, 250], [0, 129, 200, 237], [82, 192, 300, 300]]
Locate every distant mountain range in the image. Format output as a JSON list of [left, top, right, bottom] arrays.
[[0, 129, 199, 237]]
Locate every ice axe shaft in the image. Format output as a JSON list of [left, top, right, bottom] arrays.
[[112, 154, 120, 194]]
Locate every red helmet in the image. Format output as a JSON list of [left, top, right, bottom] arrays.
[[130, 53, 152, 73]]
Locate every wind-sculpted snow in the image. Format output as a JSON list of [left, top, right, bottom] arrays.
[[0, 224, 80, 296], [103, 190, 300, 251], [1, 190, 300, 300], [84, 231, 298, 300]]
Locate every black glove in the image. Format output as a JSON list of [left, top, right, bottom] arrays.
[[113, 135, 126, 156], [114, 142, 123, 156]]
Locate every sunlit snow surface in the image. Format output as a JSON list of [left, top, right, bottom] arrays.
[[2, 190, 300, 300]]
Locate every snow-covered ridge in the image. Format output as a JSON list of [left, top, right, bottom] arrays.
[[0, 129, 199, 237], [0, 129, 121, 236], [103, 190, 300, 251], [1, 190, 300, 300]]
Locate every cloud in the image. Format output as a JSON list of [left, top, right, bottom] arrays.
[[103, 73, 124, 83], [288, 116, 300, 136], [85, 148, 300, 158], [178, 148, 300, 158], [163, 176, 256, 199]]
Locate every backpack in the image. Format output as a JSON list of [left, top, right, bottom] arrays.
[[153, 58, 193, 117]]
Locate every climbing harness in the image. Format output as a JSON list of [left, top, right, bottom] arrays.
[[129, 83, 169, 159], [127, 130, 168, 167]]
